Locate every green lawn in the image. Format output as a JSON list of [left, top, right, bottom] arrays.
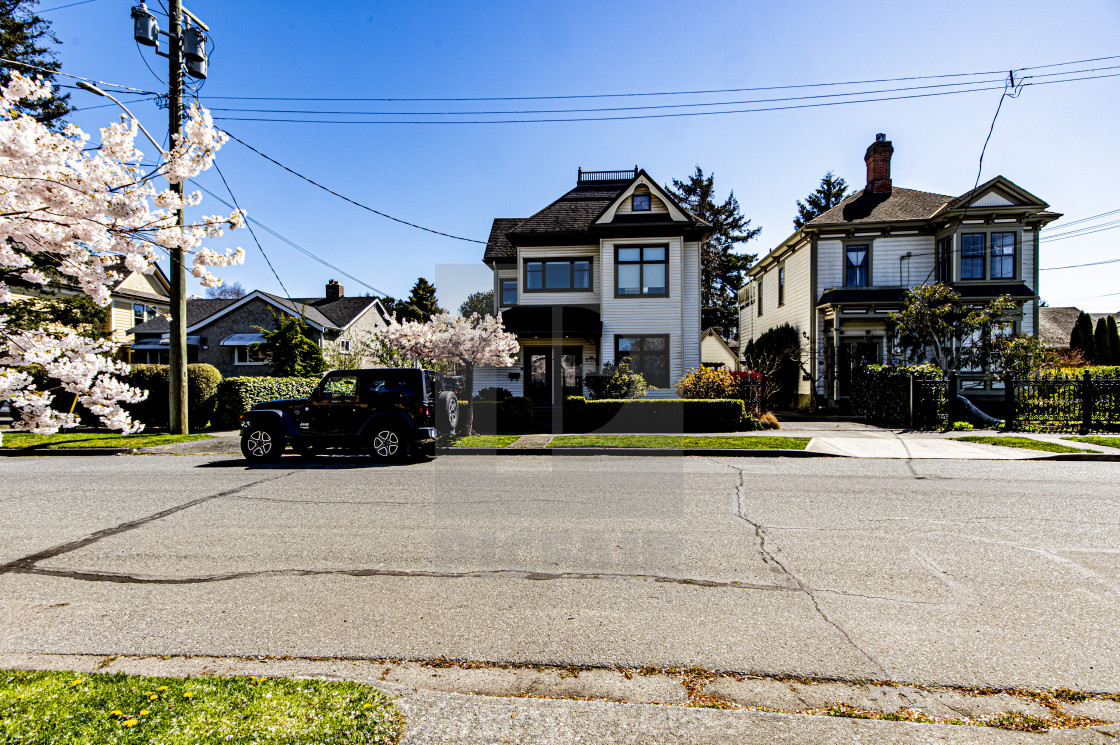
[[951, 436, 1092, 454], [0, 669, 403, 744], [547, 435, 811, 450], [1063, 435, 1120, 449], [450, 435, 521, 448], [0, 432, 212, 450]]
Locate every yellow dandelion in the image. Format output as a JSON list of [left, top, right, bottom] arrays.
[[110, 710, 123, 717], [183, 692, 193, 699], [149, 694, 158, 700], [157, 686, 168, 691], [363, 703, 372, 709], [123, 719, 138, 727]]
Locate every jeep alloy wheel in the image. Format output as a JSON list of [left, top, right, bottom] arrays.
[[241, 427, 283, 463], [371, 429, 401, 460]]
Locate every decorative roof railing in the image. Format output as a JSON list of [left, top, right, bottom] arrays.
[[577, 167, 638, 183]]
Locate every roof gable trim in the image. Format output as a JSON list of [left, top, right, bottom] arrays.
[[594, 171, 690, 225]]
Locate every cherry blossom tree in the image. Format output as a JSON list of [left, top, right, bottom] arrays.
[[0, 72, 245, 441], [380, 311, 519, 435]]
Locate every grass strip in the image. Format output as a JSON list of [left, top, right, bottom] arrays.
[[951, 436, 1091, 454], [450, 435, 521, 448], [547, 435, 810, 450], [1062, 435, 1120, 449], [0, 669, 403, 744], [0, 432, 212, 450]]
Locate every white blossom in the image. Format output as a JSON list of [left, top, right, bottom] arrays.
[[0, 73, 243, 436]]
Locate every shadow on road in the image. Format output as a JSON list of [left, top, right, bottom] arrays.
[[195, 456, 430, 470]]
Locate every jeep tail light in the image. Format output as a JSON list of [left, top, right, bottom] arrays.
[[419, 404, 430, 417]]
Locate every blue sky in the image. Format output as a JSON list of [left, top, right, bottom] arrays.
[[37, 0, 1120, 312]]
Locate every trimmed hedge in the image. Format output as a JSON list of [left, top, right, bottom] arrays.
[[122, 364, 222, 431], [213, 376, 321, 430], [850, 363, 944, 426], [467, 396, 533, 434], [562, 396, 747, 433]]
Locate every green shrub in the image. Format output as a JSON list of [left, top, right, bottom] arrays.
[[743, 323, 801, 407], [474, 386, 513, 401], [676, 366, 736, 399], [584, 361, 650, 399], [946, 420, 974, 432], [118, 364, 221, 431], [563, 396, 746, 433], [850, 363, 945, 427], [469, 396, 533, 434], [213, 376, 321, 430]]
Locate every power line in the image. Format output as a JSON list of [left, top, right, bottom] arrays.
[[1041, 257, 1120, 270], [196, 53, 1120, 103], [209, 72, 1120, 125], [36, 0, 102, 11], [0, 57, 156, 94], [218, 128, 489, 245], [1041, 207, 1120, 231], [1040, 221, 1120, 242], [210, 162, 291, 301], [188, 178, 391, 298]]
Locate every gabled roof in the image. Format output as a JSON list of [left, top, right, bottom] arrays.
[[483, 218, 524, 263], [128, 291, 386, 335], [509, 182, 630, 237], [939, 175, 1049, 214], [809, 187, 954, 226], [128, 297, 238, 334]]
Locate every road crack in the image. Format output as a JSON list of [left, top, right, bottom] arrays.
[[0, 471, 294, 576], [723, 462, 889, 678]]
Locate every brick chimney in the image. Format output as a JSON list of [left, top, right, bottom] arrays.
[[326, 279, 343, 301], [864, 133, 894, 194]]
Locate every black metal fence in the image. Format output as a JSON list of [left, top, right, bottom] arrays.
[[903, 370, 1120, 433]]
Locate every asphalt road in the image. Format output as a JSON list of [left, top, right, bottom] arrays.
[[1, 454, 1117, 691]]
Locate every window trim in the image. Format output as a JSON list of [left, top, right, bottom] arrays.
[[960, 232, 987, 281], [957, 229, 1021, 282], [989, 231, 1017, 280], [613, 244, 670, 299], [777, 264, 786, 307], [631, 194, 651, 211], [523, 258, 594, 293], [614, 334, 671, 388], [234, 344, 270, 366], [757, 277, 764, 316], [844, 242, 872, 288], [500, 278, 518, 306]]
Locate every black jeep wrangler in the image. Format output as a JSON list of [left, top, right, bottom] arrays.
[[239, 368, 460, 463]]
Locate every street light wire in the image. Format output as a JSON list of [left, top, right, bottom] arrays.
[[36, 0, 103, 12], [0, 57, 157, 94], [218, 128, 489, 245], [210, 162, 292, 301]]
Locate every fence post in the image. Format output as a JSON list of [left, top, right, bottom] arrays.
[[909, 372, 915, 429], [1081, 369, 1093, 435], [1003, 372, 1015, 430], [946, 371, 958, 424]]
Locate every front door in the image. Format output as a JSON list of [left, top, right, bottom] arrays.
[[558, 346, 583, 400], [525, 348, 552, 405]]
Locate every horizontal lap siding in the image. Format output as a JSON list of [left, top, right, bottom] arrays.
[[1022, 229, 1037, 336], [473, 363, 523, 397], [751, 241, 812, 396], [816, 239, 844, 290], [518, 246, 601, 305], [871, 236, 936, 287], [601, 236, 685, 394]]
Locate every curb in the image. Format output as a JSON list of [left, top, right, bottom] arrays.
[[0, 447, 131, 456], [1034, 452, 1120, 462], [437, 447, 838, 458]]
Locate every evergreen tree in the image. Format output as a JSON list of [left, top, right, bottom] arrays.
[[1094, 317, 1110, 366], [0, 0, 71, 127], [1107, 316, 1120, 366], [793, 171, 850, 229], [252, 311, 324, 377], [395, 277, 443, 323], [1072, 311, 1096, 362], [666, 166, 761, 332], [459, 289, 493, 318]]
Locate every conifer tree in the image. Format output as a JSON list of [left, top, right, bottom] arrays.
[[1094, 317, 1110, 366], [0, 0, 71, 126], [395, 277, 443, 323], [1073, 311, 1096, 363], [1107, 316, 1120, 366], [793, 171, 849, 229]]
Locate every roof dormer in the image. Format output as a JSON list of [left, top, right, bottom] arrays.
[[595, 171, 692, 224]]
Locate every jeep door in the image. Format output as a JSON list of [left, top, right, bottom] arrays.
[[305, 372, 362, 440]]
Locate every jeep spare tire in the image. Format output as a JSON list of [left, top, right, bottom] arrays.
[[436, 390, 459, 435]]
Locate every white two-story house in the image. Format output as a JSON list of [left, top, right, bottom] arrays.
[[477, 168, 711, 413], [740, 134, 1061, 408]]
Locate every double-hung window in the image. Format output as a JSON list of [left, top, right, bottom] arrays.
[[615, 246, 668, 297], [961, 234, 986, 279], [615, 335, 669, 387], [778, 265, 786, 306], [525, 259, 591, 291], [845, 245, 869, 287], [132, 303, 155, 327], [501, 279, 518, 306], [757, 278, 764, 316], [990, 232, 1016, 279]]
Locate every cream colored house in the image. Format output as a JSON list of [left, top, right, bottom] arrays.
[[740, 134, 1060, 407], [700, 327, 739, 370], [477, 168, 711, 413], [7, 259, 171, 357]]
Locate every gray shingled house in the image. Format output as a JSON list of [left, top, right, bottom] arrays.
[[740, 134, 1061, 407], [127, 280, 390, 377]]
